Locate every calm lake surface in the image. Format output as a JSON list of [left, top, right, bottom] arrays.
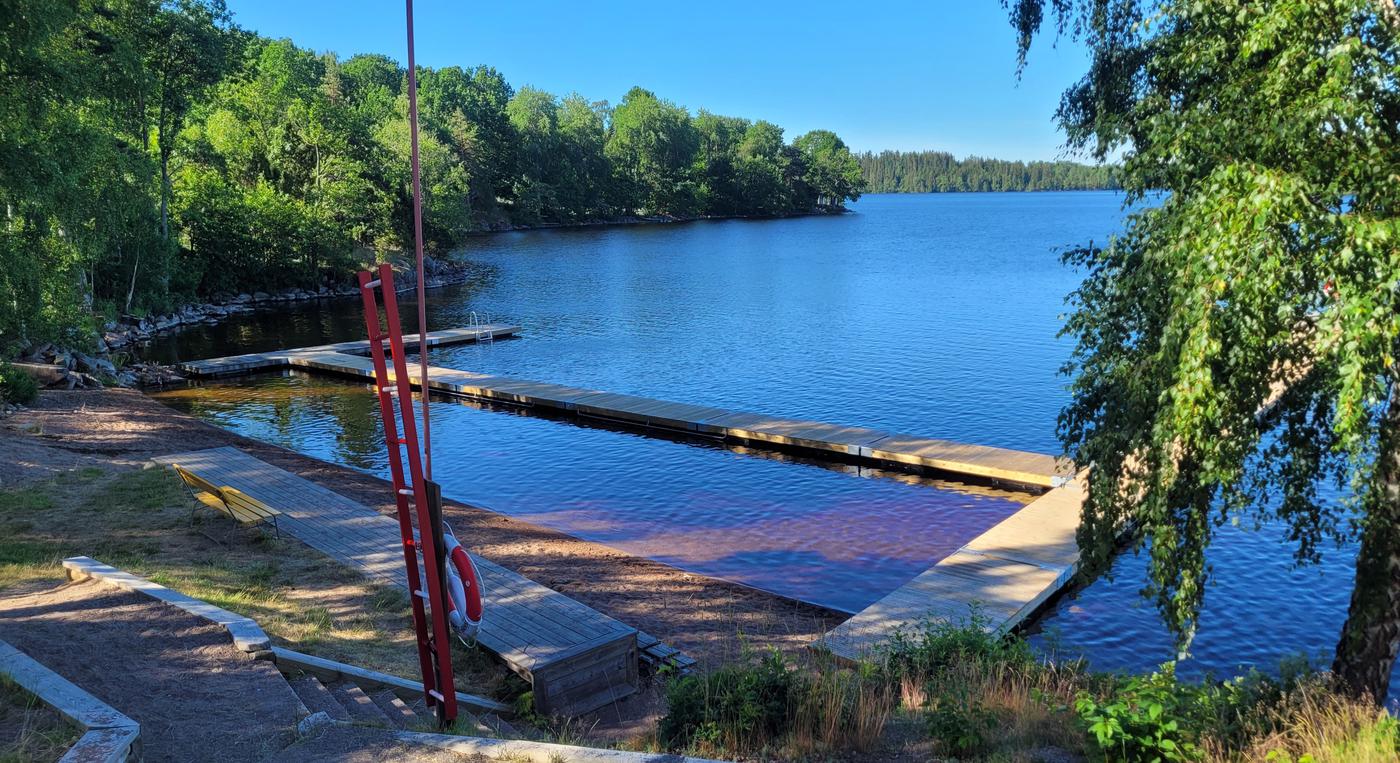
[[148, 192, 1395, 697]]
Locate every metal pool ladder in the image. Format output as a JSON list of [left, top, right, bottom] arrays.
[[469, 311, 494, 344]]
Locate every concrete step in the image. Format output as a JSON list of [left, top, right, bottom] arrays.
[[370, 689, 421, 729], [478, 713, 518, 738], [401, 696, 493, 735], [329, 681, 392, 726], [288, 675, 350, 723]]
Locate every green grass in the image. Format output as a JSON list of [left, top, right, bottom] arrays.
[[652, 617, 1400, 762], [0, 465, 517, 703]]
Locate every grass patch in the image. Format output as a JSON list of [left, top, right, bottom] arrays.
[[0, 674, 81, 763], [0, 464, 514, 703], [0, 363, 38, 406], [655, 615, 1400, 762], [659, 643, 894, 759]]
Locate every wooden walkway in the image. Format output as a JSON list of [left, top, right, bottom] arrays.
[[181, 332, 1071, 490], [178, 326, 520, 378], [820, 359, 1311, 662], [152, 446, 688, 715], [821, 474, 1085, 661]]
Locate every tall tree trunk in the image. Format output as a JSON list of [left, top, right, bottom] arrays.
[[1332, 378, 1400, 703], [124, 244, 139, 314]]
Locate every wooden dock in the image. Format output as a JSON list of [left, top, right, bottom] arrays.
[[178, 325, 520, 378], [152, 446, 676, 715], [180, 330, 1072, 490], [820, 474, 1085, 662], [818, 360, 1309, 662]]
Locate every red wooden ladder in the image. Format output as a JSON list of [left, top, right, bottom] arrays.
[[356, 262, 457, 725]]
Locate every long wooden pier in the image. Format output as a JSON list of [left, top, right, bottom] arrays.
[[180, 329, 1073, 490], [177, 328, 1105, 662]]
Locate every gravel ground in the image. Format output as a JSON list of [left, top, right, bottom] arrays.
[[0, 579, 302, 762]]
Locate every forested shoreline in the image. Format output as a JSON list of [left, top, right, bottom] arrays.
[[2, 1, 866, 350], [858, 150, 1116, 193]]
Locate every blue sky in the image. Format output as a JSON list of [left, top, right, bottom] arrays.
[[224, 1, 1092, 161]]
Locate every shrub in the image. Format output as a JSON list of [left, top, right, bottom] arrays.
[[926, 685, 999, 757], [0, 363, 38, 405], [1075, 670, 1197, 761], [873, 612, 1034, 683], [1072, 662, 1279, 762], [660, 648, 795, 754]]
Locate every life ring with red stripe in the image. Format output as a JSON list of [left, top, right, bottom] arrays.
[[441, 523, 482, 639]]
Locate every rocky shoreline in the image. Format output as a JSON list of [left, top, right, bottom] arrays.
[[6, 256, 478, 395], [101, 256, 477, 352]]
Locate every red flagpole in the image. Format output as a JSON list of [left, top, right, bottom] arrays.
[[405, 0, 431, 480]]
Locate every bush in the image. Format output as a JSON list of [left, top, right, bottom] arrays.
[[873, 612, 1034, 683], [660, 648, 794, 754], [0, 363, 38, 405], [926, 685, 999, 757], [660, 647, 895, 758], [1072, 662, 1283, 762]]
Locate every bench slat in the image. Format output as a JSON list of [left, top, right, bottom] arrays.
[[173, 464, 223, 500], [221, 487, 282, 519]]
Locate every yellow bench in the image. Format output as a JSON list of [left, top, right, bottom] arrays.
[[171, 464, 282, 537]]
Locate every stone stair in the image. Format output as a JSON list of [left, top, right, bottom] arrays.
[[288, 674, 437, 730]]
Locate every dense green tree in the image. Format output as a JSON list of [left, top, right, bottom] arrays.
[[1010, 0, 1400, 701], [555, 95, 611, 219], [735, 121, 792, 215], [792, 130, 865, 208], [417, 65, 514, 224], [606, 87, 700, 216], [692, 111, 750, 216], [506, 86, 563, 224], [0, 0, 176, 345], [144, 0, 236, 242], [374, 110, 468, 250]]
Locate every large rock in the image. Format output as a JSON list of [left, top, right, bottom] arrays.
[[75, 353, 117, 377], [9, 362, 67, 387]]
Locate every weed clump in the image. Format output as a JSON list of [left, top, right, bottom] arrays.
[[0, 362, 37, 405], [659, 647, 893, 758]]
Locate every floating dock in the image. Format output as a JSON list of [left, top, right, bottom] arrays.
[[180, 328, 1088, 659], [179, 329, 1073, 491], [819, 360, 1309, 661], [176, 327, 1308, 663], [820, 474, 1084, 661]]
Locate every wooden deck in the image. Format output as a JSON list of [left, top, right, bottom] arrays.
[[180, 333, 1071, 490], [819, 363, 1308, 662], [820, 474, 1085, 662], [178, 326, 520, 378], [152, 446, 674, 715]]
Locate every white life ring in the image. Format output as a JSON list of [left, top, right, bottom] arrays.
[[441, 523, 483, 640]]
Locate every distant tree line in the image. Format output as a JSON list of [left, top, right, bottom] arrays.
[[857, 150, 1117, 193], [1, 0, 865, 349]]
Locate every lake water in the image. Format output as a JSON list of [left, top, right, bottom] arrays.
[[148, 192, 1395, 697]]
